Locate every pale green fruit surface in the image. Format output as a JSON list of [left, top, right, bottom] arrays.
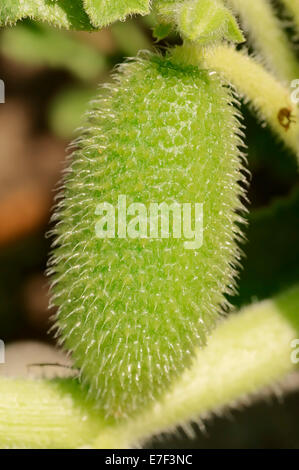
[[49, 53, 246, 419]]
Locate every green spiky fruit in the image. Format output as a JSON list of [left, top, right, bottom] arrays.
[[49, 52, 246, 419]]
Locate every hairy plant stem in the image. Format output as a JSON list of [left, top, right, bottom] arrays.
[[1, 286, 298, 449], [172, 43, 299, 160], [225, 0, 299, 82]]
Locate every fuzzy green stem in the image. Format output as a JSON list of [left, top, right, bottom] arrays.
[[1, 286, 299, 449], [225, 0, 299, 82], [199, 45, 299, 158], [0, 378, 108, 449]]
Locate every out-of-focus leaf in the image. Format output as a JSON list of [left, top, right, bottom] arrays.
[[233, 187, 299, 308], [1, 21, 106, 81], [111, 19, 152, 56], [141, 12, 158, 28], [153, 22, 173, 40], [0, 0, 94, 30], [49, 87, 96, 139], [83, 0, 151, 28]]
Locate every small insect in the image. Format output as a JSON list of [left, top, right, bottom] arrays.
[[277, 107, 296, 131]]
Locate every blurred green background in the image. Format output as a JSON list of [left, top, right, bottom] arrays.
[[0, 14, 298, 449]]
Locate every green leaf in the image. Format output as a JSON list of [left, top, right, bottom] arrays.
[[156, 0, 244, 44], [178, 0, 244, 43], [83, 0, 151, 28], [0, 0, 95, 30], [111, 19, 152, 56], [49, 87, 97, 139], [1, 0, 151, 30]]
